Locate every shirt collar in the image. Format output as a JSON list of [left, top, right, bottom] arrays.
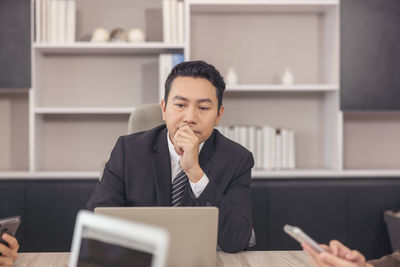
[[167, 131, 204, 164]]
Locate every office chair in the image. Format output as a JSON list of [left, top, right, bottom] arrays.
[[127, 103, 164, 134], [99, 103, 164, 178]]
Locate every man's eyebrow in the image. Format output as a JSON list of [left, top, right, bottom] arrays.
[[172, 95, 189, 102], [197, 98, 213, 104]]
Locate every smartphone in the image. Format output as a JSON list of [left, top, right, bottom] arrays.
[[0, 216, 21, 247], [283, 224, 327, 253]]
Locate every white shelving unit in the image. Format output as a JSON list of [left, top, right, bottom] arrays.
[[186, 0, 341, 172], [0, 0, 399, 178], [29, 0, 184, 175], [226, 84, 339, 92]]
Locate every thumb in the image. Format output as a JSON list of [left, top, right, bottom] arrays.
[[320, 252, 354, 266]]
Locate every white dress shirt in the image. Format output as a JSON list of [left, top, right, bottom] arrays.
[[167, 131, 209, 198]]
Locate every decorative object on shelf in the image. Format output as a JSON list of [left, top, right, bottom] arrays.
[[110, 28, 126, 42], [90, 27, 110, 42], [281, 68, 294, 85], [126, 28, 146, 43], [226, 67, 239, 86]]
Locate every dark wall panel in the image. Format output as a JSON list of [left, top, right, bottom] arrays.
[[341, 0, 400, 110], [0, 0, 31, 88]]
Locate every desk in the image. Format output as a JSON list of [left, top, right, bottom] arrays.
[[14, 251, 312, 267]]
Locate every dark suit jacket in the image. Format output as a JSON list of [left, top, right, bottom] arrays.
[[87, 124, 254, 253], [369, 250, 400, 267]]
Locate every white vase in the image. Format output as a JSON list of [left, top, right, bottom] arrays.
[[281, 68, 294, 85], [226, 67, 239, 86]]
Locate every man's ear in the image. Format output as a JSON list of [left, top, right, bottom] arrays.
[[161, 100, 167, 121], [215, 105, 224, 126]]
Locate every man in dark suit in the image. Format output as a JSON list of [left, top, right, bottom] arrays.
[[87, 60, 254, 253]]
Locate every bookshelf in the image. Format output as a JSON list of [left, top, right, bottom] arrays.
[[0, 0, 400, 178], [187, 0, 340, 172], [29, 0, 183, 175]]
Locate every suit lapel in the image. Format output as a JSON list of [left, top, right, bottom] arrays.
[[181, 130, 216, 205], [198, 129, 216, 173], [151, 127, 172, 206]]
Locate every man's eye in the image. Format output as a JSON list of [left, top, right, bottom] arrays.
[[175, 103, 185, 108], [199, 107, 210, 111]]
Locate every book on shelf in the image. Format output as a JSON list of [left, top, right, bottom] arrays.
[[159, 53, 184, 100], [34, 0, 76, 43], [216, 125, 296, 171], [163, 0, 185, 44]]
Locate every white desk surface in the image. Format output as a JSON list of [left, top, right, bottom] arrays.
[[14, 251, 312, 267]]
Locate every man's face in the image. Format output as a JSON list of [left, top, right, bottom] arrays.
[[161, 76, 224, 144]]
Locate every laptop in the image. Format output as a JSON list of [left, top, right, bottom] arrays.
[[95, 207, 219, 267], [69, 210, 169, 267]]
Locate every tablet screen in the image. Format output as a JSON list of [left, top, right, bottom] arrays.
[[76, 226, 153, 267]]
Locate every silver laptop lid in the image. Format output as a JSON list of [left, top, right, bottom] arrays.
[[95, 207, 218, 267]]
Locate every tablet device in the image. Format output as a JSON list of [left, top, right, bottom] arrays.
[[69, 210, 168, 267]]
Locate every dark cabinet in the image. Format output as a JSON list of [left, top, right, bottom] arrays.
[[0, 179, 96, 252], [341, 0, 400, 110], [25, 180, 96, 252], [250, 178, 400, 260], [1, 178, 400, 261]]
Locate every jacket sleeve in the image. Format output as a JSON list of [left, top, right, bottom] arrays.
[[86, 137, 126, 210], [189, 151, 254, 253], [368, 250, 400, 267]]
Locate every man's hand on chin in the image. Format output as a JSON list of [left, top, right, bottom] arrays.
[[173, 125, 204, 183]]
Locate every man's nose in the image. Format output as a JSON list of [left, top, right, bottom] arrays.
[[183, 106, 197, 124]]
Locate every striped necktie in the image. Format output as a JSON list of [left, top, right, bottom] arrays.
[[171, 169, 188, 206]]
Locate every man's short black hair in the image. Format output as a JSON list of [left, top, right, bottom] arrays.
[[164, 60, 225, 109]]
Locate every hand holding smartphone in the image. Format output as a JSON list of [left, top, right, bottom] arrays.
[[0, 216, 21, 247], [283, 224, 327, 253]]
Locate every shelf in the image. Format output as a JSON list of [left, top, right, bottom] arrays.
[[226, 84, 339, 92], [252, 169, 400, 178], [189, 0, 339, 14], [34, 107, 133, 114], [33, 114, 128, 172], [2, 169, 400, 179], [33, 42, 185, 54], [0, 171, 99, 179]]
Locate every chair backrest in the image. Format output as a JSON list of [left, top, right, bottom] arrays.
[[128, 103, 164, 134]]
